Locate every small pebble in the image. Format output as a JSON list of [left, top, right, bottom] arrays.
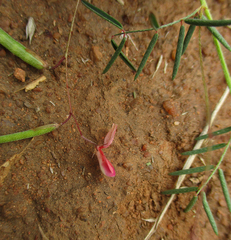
[[90, 46, 103, 62], [53, 32, 61, 41], [143, 151, 151, 158], [0, 49, 6, 57], [68, 14, 73, 23], [171, 49, 176, 61], [141, 144, 147, 151], [45, 106, 51, 113], [14, 68, 26, 82], [218, 198, 226, 207], [162, 100, 180, 117], [122, 162, 133, 171], [167, 224, 173, 230], [19, 159, 24, 165]]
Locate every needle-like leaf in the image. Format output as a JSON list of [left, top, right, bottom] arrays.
[[161, 187, 198, 195], [182, 24, 196, 55], [134, 33, 158, 80], [218, 169, 231, 212], [195, 126, 231, 140], [172, 25, 185, 80], [81, 0, 123, 30], [111, 39, 136, 71], [202, 192, 218, 235], [184, 18, 231, 27], [184, 196, 198, 212], [169, 165, 214, 176], [103, 37, 126, 74], [181, 143, 226, 155], [149, 12, 159, 30]]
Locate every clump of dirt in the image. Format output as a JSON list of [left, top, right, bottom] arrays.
[[0, 0, 231, 239]]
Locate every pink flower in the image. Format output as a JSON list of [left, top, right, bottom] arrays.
[[96, 124, 117, 177]]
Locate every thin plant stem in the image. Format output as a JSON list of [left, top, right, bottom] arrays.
[[65, 0, 80, 114], [200, 0, 231, 93], [196, 137, 231, 196], [72, 114, 96, 145], [63, 0, 96, 145], [113, 6, 201, 37]]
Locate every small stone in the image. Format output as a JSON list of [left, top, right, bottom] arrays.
[[90, 46, 103, 62], [167, 224, 173, 230], [0, 49, 6, 57], [141, 144, 147, 151], [14, 68, 26, 82], [218, 198, 226, 207], [143, 151, 151, 158], [163, 99, 180, 117], [45, 106, 51, 113], [122, 162, 133, 171], [19, 159, 24, 165], [171, 49, 176, 61], [68, 14, 73, 23], [53, 32, 61, 41]]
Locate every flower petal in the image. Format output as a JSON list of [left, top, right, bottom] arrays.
[[103, 123, 117, 148], [96, 146, 115, 177]]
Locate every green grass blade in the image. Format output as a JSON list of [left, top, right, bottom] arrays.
[[202, 192, 218, 235], [172, 25, 185, 80], [0, 124, 59, 143], [195, 126, 231, 140], [182, 24, 196, 55], [184, 18, 231, 27], [169, 165, 214, 176], [161, 187, 198, 195], [181, 143, 226, 155], [103, 37, 126, 74], [184, 196, 198, 212], [81, 0, 123, 30], [218, 169, 231, 212], [111, 39, 136, 71], [0, 28, 47, 69], [134, 33, 158, 80], [149, 12, 159, 30]]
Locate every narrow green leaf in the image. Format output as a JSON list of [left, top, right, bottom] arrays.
[[111, 39, 136, 71], [201, 16, 231, 51], [149, 12, 159, 30], [218, 169, 231, 212], [181, 143, 226, 155], [202, 192, 218, 235], [172, 25, 185, 80], [0, 124, 60, 144], [184, 196, 198, 212], [169, 165, 214, 176], [0, 28, 47, 69], [161, 187, 198, 195], [182, 24, 196, 55], [81, 0, 123, 30], [196, 126, 231, 140], [103, 37, 126, 74], [134, 33, 158, 80], [184, 18, 231, 27]]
